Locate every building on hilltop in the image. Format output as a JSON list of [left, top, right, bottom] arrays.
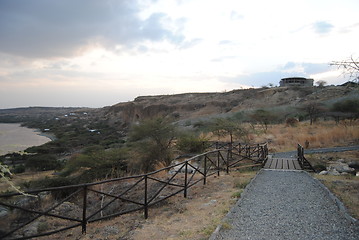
[[279, 77, 314, 87]]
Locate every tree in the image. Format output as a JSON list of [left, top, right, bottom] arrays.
[[128, 118, 177, 172], [249, 109, 278, 132], [316, 80, 327, 87], [209, 118, 249, 143], [299, 102, 326, 125], [177, 133, 209, 154], [331, 98, 359, 121], [330, 56, 359, 83]]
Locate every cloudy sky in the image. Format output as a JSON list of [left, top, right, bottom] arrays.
[[0, 0, 358, 109]]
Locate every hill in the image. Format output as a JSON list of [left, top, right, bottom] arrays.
[[100, 85, 358, 128], [0, 86, 357, 129]]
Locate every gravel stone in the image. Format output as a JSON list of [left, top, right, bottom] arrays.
[[210, 170, 359, 240]]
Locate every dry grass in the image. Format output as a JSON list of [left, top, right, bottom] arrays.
[[0, 170, 54, 193], [252, 120, 359, 152], [310, 151, 359, 220], [42, 169, 257, 240], [315, 174, 359, 219]]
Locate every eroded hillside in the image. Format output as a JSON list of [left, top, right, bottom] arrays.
[[99, 85, 358, 128]]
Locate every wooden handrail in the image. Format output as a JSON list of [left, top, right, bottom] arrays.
[[297, 144, 316, 172], [0, 142, 267, 239]]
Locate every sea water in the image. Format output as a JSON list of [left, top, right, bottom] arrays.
[[0, 123, 51, 155]]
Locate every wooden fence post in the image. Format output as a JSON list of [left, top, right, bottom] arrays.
[[203, 156, 207, 185], [82, 186, 88, 234], [144, 175, 148, 219], [184, 162, 188, 198], [226, 149, 230, 174], [217, 151, 220, 176]]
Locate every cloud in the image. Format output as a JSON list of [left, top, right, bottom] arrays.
[[312, 21, 334, 34], [0, 0, 184, 58], [218, 40, 234, 45], [211, 56, 237, 62], [280, 62, 330, 75], [221, 62, 333, 87], [179, 38, 203, 49], [230, 11, 244, 21]]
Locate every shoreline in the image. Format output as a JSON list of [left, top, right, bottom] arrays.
[[34, 130, 57, 141], [0, 123, 54, 155]]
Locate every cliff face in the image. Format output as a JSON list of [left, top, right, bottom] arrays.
[[99, 86, 358, 128]]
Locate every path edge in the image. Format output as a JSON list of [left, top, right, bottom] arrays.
[[305, 171, 358, 224], [209, 169, 358, 240], [209, 168, 265, 240]]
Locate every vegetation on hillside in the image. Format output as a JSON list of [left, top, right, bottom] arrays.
[[0, 86, 358, 191]]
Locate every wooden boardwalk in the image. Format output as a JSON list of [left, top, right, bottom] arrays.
[[264, 158, 302, 170]]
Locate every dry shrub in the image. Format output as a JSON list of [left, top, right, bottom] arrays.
[[285, 117, 299, 127]]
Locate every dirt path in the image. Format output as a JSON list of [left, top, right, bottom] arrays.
[[210, 169, 359, 240]]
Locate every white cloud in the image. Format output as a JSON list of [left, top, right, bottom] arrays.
[[313, 21, 334, 34], [0, 0, 358, 108]]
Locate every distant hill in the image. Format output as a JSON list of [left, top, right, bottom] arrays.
[[0, 107, 89, 123], [0, 85, 357, 128], [100, 85, 358, 128]]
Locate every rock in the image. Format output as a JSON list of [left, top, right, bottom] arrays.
[[348, 161, 359, 170], [327, 162, 355, 174], [319, 170, 328, 175], [54, 202, 80, 218], [0, 206, 9, 218], [326, 168, 340, 176], [356, 172, 359, 177], [22, 222, 39, 237], [203, 199, 217, 207], [102, 226, 120, 236]]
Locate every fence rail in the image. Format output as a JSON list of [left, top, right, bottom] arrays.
[[0, 142, 267, 240], [297, 144, 316, 172]]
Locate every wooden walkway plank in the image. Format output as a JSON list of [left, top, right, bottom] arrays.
[[264, 159, 273, 169], [287, 159, 294, 169], [264, 158, 302, 170], [293, 160, 301, 170], [283, 158, 291, 169], [269, 158, 277, 169]]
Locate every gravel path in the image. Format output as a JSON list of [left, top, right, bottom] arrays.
[[210, 170, 359, 240], [272, 145, 359, 158]]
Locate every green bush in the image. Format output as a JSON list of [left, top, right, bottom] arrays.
[[12, 164, 25, 174], [25, 154, 61, 171], [30, 176, 78, 199], [332, 99, 359, 115], [62, 148, 128, 180], [177, 134, 209, 153], [128, 118, 177, 172]]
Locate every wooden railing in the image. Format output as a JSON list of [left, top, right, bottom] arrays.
[[0, 142, 267, 239], [297, 144, 316, 172]]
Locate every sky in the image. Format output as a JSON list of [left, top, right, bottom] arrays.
[[0, 0, 358, 109]]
